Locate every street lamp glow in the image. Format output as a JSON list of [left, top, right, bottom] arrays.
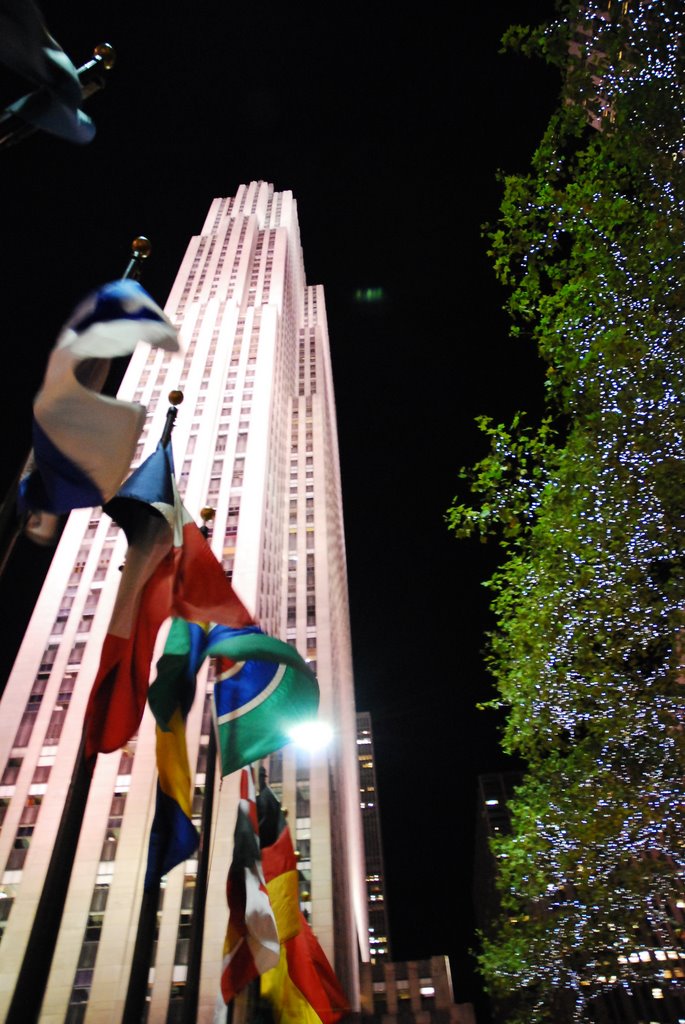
[[288, 720, 334, 752]]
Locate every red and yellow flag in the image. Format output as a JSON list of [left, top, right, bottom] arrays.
[[257, 782, 350, 1024]]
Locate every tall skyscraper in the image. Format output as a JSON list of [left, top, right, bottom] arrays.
[[0, 181, 368, 1022]]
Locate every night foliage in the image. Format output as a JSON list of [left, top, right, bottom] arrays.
[[448, 2, 685, 1020]]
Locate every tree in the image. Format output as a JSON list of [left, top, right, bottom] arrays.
[[448, 3, 685, 1020]]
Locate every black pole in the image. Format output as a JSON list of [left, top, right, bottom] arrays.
[[107, 394, 185, 1017], [5, 735, 93, 1024], [180, 505, 215, 1023], [181, 725, 218, 1024], [117, 398, 189, 1020], [161, 407, 179, 448], [0, 43, 115, 152], [154, 387, 184, 452], [121, 885, 160, 1024]]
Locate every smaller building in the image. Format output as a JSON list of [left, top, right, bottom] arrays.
[[473, 772, 521, 939], [359, 957, 476, 1024], [356, 712, 391, 963], [354, 719, 476, 1021]]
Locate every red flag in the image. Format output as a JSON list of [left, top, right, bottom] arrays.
[[83, 442, 251, 765], [285, 914, 351, 1024]]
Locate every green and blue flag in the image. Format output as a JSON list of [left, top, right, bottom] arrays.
[[143, 618, 319, 887], [208, 624, 319, 777]]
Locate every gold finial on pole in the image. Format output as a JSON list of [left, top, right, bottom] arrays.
[[160, 390, 183, 448], [123, 236, 151, 280], [79, 43, 116, 99], [93, 43, 116, 70], [200, 507, 215, 538]]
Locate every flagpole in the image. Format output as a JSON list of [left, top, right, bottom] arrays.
[[181, 507, 218, 1024], [119, 393, 186, 1022], [120, 885, 160, 1023], [5, 733, 93, 1024], [0, 42, 116, 151], [121, 502, 217, 1024], [181, 725, 218, 1023]]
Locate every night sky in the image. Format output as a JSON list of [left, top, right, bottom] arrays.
[[0, 3, 560, 1018]]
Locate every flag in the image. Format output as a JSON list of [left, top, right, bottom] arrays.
[[257, 778, 300, 945], [266, 917, 352, 1024], [208, 625, 319, 777], [257, 781, 350, 1024], [260, 916, 351, 1024], [143, 619, 203, 891], [0, 0, 95, 143], [18, 279, 179, 522], [83, 441, 252, 766], [106, 441, 253, 629], [220, 767, 280, 1003], [83, 441, 182, 765], [135, 617, 320, 779]]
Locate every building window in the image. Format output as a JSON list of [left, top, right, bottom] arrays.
[[14, 709, 38, 749]]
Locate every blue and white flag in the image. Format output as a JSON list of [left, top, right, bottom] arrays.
[[19, 280, 179, 523]]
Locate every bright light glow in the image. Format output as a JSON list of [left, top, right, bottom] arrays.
[[288, 720, 333, 752]]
